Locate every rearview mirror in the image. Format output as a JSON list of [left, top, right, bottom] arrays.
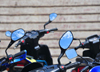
[[49, 13, 57, 21], [11, 29, 25, 41], [65, 49, 77, 59], [59, 31, 73, 50], [5, 31, 11, 37], [5, 29, 25, 58], [44, 13, 57, 29], [58, 31, 73, 65]]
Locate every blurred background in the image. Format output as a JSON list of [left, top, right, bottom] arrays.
[[0, 0, 100, 71]]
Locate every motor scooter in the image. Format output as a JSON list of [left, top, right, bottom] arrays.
[[21, 31, 81, 72], [5, 13, 58, 71]]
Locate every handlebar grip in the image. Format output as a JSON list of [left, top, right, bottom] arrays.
[[49, 28, 58, 32], [65, 62, 81, 69], [14, 36, 28, 49], [14, 41, 22, 49], [13, 50, 26, 58], [80, 66, 89, 72], [0, 59, 6, 67]]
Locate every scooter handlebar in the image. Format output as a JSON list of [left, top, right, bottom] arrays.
[[0, 59, 6, 67], [13, 50, 26, 59], [39, 28, 58, 33], [50, 62, 81, 72], [0, 50, 26, 67], [14, 41, 22, 49], [14, 28, 58, 49], [65, 62, 81, 69], [75, 40, 89, 50], [48, 28, 58, 32]]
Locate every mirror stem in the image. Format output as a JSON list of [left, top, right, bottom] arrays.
[[58, 50, 65, 65], [5, 48, 8, 57], [73, 38, 82, 45], [5, 40, 14, 58], [44, 21, 51, 29]]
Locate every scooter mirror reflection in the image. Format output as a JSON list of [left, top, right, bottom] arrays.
[[59, 31, 73, 50], [11, 29, 25, 41], [49, 13, 57, 21], [65, 49, 77, 59], [5, 31, 11, 37]]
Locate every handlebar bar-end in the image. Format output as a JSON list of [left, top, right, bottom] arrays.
[[49, 28, 58, 32]]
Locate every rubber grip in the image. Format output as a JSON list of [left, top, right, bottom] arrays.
[[0, 59, 6, 66], [65, 62, 81, 69], [13, 50, 26, 58], [49, 28, 58, 32], [14, 41, 22, 49]]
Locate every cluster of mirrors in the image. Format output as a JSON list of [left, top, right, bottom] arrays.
[[5, 13, 77, 61]]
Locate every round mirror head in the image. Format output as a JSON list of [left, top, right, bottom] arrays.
[[11, 29, 25, 41], [65, 49, 77, 59], [49, 13, 57, 21], [5, 31, 11, 37], [59, 31, 73, 50]]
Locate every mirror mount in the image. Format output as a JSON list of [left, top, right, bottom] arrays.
[[73, 38, 82, 45], [44, 13, 57, 29], [73, 38, 79, 40], [58, 50, 65, 65], [44, 20, 51, 29], [5, 40, 15, 57]]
